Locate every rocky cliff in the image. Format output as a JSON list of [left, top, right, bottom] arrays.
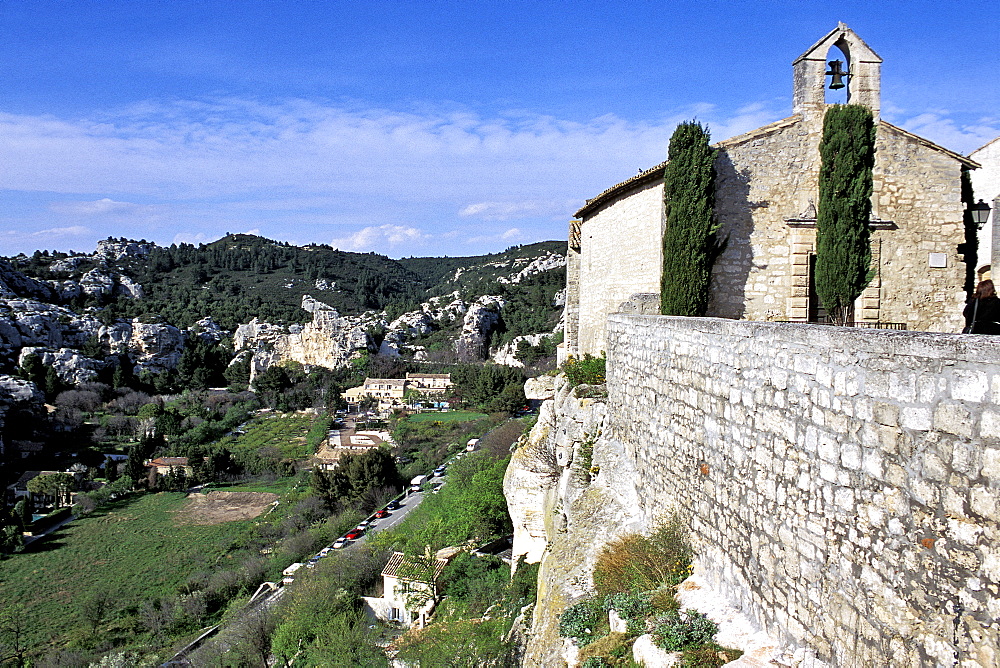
[[505, 375, 639, 666], [233, 293, 510, 380]]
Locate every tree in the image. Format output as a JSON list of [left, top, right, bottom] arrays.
[[660, 121, 717, 316], [815, 104, 876, 325], [81, 589, 113, 633], [0, 603, 29, 666], [26, 472, 75, 507]]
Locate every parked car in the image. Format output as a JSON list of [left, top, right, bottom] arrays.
[[345, 530, 364, 540], [386, 500, 400, 510], [357, 520, 369, 529], [319, 547, 332, 557], [375, 509, 390, 518], [333, 538, 347, 549]]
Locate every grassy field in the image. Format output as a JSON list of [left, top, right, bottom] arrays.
[[225, 414, 317, 469], [406, 411, 487, 423], [0, 490, 260, 654]]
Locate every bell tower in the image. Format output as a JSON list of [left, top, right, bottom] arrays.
[[792, 22, 882, 121]]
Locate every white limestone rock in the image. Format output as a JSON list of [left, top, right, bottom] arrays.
[[128, 320, 185, 373], [187, 317, 225, 344], [234, 296, 375, 382], [524, 375, 557, 401], [454, 296, 504, 361], [94, 238, 154, 261], [115, 275, 144, 299], [632, 635, 679, 667], [497, 252, 566, 284], [79, 268, 116, 298], [18, 346, 108, 384], [0, 374, 43, 403]]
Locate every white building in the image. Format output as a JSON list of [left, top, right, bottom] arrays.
[[970, 137, 1000, 279]]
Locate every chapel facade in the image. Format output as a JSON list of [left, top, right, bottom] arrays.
[[564, 24, 980, 359]]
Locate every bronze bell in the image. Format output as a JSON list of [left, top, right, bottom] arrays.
[[825, 60, 848, 90]]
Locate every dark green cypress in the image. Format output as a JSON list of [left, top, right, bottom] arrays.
[[660, 121, 717, 316], [815, 104, 877, 324]]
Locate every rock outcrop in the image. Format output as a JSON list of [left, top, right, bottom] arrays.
[[454, 296, 504, 361], [17, 347, 108, 385], [0, 260, 60, 302], [234, 296, 376, 382], [127, 321, 186, 373], [0, 298, 102, 368], [497, 251, 566, 284], [94, 238, 154, 261], [492, 333, 550, 367], [507, 372, 808, 667]]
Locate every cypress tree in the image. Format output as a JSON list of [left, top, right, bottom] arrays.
[[815, 104, 877, 324], [660, 121, 717, 316]]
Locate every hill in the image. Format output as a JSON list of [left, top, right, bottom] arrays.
[[7, 235, 565, 331]]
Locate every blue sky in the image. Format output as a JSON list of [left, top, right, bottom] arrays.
[[1, 1, 997, 259]]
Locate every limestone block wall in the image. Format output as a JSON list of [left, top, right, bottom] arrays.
[[577, 179, 663, 356], [711, 117, 818, 321], [874, 124, 968, 332], [606, 313, 1000, 667]]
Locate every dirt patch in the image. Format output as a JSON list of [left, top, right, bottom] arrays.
[[175, 491, 280, 525]]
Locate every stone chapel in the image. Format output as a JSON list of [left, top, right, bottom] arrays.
[[564, 23, 980, 360]]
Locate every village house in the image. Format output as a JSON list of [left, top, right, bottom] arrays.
[[145, 456, 193, 476], [362, 549, 454, 629], [969, 136, 1000, 280], [311, 428, 393, 471], [5, 470, 72, 508], [343, 373, 453, 410], [563, 23, 981, 360]]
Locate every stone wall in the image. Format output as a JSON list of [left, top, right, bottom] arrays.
[[605, 314, 999, 666]]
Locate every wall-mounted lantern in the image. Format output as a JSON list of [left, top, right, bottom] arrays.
[[970, 199, 992, 229]]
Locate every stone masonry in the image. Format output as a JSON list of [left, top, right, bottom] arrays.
[[605, 314, 1000, 666], [565, 24, 978, 360]]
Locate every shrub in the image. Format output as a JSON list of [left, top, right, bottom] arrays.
[[577, 632, 634, 667], [652, 609, 717, 652], [605, 591, 652, 622], [559, 599, 602, 646], [592, 515, 692, 596], [561, 353, 606, 387], [581, 657, 611, 668], [680, 642, 743, 667]]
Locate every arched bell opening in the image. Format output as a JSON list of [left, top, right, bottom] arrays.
[[824, 44, 850, 105]]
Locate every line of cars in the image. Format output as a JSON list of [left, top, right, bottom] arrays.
[[281, 458, 458, 585]]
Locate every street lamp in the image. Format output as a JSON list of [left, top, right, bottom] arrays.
[[970, 199, 992, 229]]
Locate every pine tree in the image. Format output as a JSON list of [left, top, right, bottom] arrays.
[[816, 104, 877, 324], [660, 121, 717, 316]]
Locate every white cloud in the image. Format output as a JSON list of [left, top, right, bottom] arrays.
[[0, 225, 92, 251], [0, 99, 784, 208], [896, 112, 1000, 155], [464, 227, 525, 246], [459, 200, 577, 220], [172, 231, 220, 246], [4, 93, 992, 257], [49, 198, 147, 216], [331, 225, 430, 252]]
